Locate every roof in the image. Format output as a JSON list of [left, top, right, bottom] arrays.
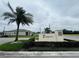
[[4, 29, 32, 32]]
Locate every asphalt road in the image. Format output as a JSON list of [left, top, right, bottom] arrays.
[[64, 35, 79, 41], [0, 38, 29, 44], [0, 51, 79, 58]]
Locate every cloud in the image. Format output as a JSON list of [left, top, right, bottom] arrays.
[[0, 0, 79, 32]]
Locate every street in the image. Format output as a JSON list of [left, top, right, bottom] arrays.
[[64, 35, 79, 41], [0, 38, 29, 44], [0, 51, 79, 58]]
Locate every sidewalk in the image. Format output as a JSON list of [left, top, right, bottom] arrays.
[[0, 51, 79, 58]]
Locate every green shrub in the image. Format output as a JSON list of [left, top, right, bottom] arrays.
[[28, 37, 35, 42]]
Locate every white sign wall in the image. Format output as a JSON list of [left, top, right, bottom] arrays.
[[35, 31, 64, 42]]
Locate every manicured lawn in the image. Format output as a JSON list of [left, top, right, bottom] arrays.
[[0, 40, 32, 51], [0, 42, 23, 51], [6, 36, 32, 38], [64, 34, 79, 36]]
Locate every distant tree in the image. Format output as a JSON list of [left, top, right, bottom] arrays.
[[2, 2, 33, 41], [63, 29, 73, 34], [45, 27, 51, 33]]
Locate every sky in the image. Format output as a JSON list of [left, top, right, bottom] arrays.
[[0, 0, 79, 32]]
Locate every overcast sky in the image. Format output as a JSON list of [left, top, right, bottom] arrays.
[[0, 0, 79, 32]]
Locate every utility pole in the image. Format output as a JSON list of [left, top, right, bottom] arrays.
[[3, 26, 5, 36], [39, 27, 41, 34]]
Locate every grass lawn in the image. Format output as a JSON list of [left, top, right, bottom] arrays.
[[1, 34, 39, 38], [0, 40, 32, 51], [0, 42, 23, 51], [64, 34, 79, 36], [6, 36, 32, 38]]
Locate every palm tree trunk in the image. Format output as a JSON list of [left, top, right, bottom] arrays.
[[15, 24, 20, 41]]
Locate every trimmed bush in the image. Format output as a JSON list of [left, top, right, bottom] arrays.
[[28, 37, 35, 42]]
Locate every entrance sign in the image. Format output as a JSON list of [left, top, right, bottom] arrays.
[[36, 30, 64, 42]]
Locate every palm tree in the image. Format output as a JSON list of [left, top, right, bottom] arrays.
[[2, 2, 33, 41]]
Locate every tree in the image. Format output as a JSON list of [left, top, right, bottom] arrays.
[[2, 2, 33, 41], [45, 27, 51, 33]]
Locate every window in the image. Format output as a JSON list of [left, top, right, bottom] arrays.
[[26, 32, 28, 36], [14, 32, 16, 34]]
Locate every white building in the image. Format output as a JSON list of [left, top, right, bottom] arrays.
[[35, 30, 64, 42], [0, 29, 32, 36]]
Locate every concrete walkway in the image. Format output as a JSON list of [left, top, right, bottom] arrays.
[[0, 51, 79, 58]]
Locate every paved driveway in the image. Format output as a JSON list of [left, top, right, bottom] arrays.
[[64, 35, 79, 41], [0, 38, 29, 44]]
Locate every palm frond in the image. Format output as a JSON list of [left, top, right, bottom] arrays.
[[3, 12, 15, 19], [25, 13, 33, 17], [16, 7, 25, 15], [8, 19, 15, 24], [26, 17, 33, 24], [8, 2, 15, 14], [20, 15, 33, 26], [3, 16, 10, 20]]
